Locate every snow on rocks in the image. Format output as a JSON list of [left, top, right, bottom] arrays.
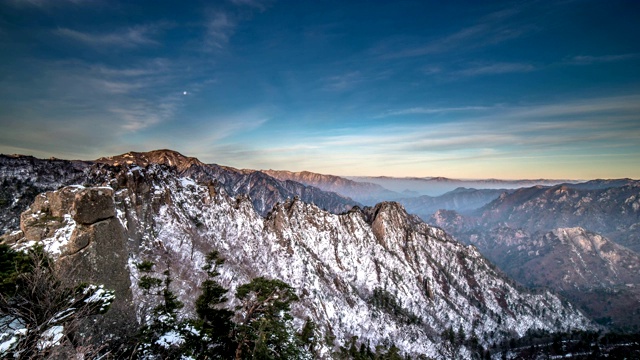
[[100, 165, 592, 358], [2, 164, 594, 359]]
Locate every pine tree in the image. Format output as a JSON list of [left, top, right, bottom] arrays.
[[194, 250, 235, 358], [233, 277, 307, 359], [136, 261, 195, 359], [298, 317, 319, 357]]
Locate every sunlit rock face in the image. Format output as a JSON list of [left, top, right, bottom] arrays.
[[0, 154, 90, 234]]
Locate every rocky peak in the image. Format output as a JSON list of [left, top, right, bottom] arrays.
[[361, 202, 410, 246], [96, 149, 205, 172]]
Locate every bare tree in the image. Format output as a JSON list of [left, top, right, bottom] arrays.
[[0, 245, 114, 359]]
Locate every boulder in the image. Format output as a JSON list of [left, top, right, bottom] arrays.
[[72, 187, 115, 225]]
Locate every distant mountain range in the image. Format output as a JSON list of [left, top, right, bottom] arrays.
[[0, 150, 597, 358], [347, 175, 574, 197], [398, 187, 509, 218], [430, 180, 640, 331], [262, 169, 399, 205], [473, 182, 640, 251]]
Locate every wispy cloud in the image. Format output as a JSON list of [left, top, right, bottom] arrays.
[[378, 106, 492, 118], [198, 114, 268, 143], [497, 94, 640, 120], [162, 109, 270, 160], [4, 0, 90, 8], [323, 71, 363, 91], [422, 65, 443, 75], [290, 95, 640, 162], [455, 62, 536, 77], [380, 6, 533, 59], [0, 57, 206, 154], [175, 93, 640, 176], [205, 12, 236, 49], [108, 106, 164, 131], [567, 53, 640, 65], [384, 24, 488, 59], [56, 25, 160, 47]]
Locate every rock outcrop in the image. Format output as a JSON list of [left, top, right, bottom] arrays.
[[3, 185, 133, 338], [0, 154, 90, 233]]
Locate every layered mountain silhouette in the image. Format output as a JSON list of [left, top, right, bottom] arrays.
[[430, 181, 640, 330], [0, 149, 601, 358]]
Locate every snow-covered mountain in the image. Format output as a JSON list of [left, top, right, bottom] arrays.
[[1, 150, 358, 235], [0, 154, 593, 358], [96, 150, 359, 216]]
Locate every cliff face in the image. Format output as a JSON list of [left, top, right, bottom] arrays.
[[3, 163, 592, 358]]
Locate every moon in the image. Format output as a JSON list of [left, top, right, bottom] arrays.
[[183, 91, 188, 95]]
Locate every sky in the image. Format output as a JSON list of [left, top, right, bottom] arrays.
[[1, 0, 639, 179]]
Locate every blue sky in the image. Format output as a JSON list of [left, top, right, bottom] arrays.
[[1, 0, 639, 179]]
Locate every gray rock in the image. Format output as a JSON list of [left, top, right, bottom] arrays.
[[72, 188, 116, 225]]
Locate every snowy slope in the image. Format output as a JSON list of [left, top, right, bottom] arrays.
[[6, 164, 590, 358], [1, 156, 596, 358]]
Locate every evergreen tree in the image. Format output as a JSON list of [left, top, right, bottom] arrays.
[[438, 325, 464, 359], [298, 318, 319, 357], [136, 261, 197, 359], [194, 250, 235, 358], [0, 243, 33, 296], [233, 276, 307, 359]]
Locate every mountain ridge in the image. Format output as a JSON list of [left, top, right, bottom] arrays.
[[0, 150, 359, 227], [430, 180, 640, 330], [347, 176, 576, 197], [262, 169, 399, 205], [0, 152, 595, 358]]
